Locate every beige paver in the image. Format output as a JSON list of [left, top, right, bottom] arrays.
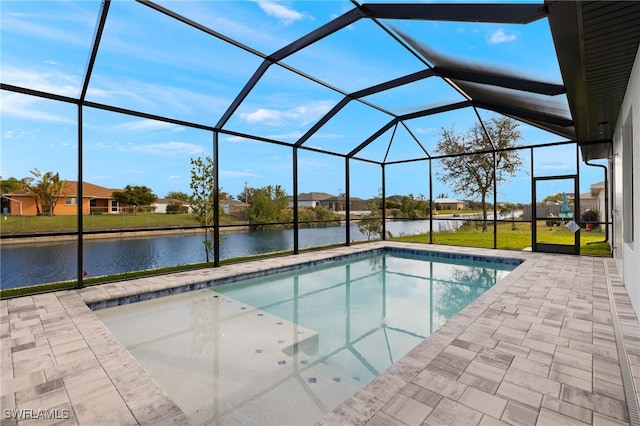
[[1, 242, 639, 425]]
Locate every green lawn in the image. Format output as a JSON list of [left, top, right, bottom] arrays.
[[393, 221, 611, 256], [1, 213, 242, 234]]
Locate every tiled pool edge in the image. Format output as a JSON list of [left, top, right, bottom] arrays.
[[83, 244, 524, 311], [56, 292, 190, 425], [315, 249, 538, 425], [318, 250, 640, 426], [4, 242, 639, 425]]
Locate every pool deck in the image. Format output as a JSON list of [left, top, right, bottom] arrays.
[[1, 242, 639, 425]]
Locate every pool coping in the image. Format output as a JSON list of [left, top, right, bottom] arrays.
[[2, 242, 639, 425], [83, 245, 523, 311]]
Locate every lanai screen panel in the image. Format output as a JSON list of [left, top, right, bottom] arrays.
[[281, 17, 427, 93], [402, 107, 483, 156], [474, 108, 571, 148], [361, 77, 465, 118], [296, 150, 345, 206], [383, 15, 562, 81], [533, 144, 578, 178], [218, 136, 293, 196], [296, 150, 347, 249], [222, 64, 343, 143], [86, 1, 262, 126], [303, 101, 393, 156], [0, 92, 78, 218], [379, 9, 572, 144], [82, 108, 212, 203], [154, 1, 353, 54], [0, 1, 101, 96], [356, 124, 428, 164]]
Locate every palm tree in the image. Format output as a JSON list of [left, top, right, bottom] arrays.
[[22, 169, 66, 216]]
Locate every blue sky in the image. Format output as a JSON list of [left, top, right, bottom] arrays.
[[1, 0, 606, 203]]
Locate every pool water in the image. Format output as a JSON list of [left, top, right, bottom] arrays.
[[96, 251, 517, 425]]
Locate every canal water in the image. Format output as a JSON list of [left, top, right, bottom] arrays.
[[1, 219, 457, 289]]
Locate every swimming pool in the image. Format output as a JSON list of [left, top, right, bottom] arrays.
[[95, 249, 520, 425]]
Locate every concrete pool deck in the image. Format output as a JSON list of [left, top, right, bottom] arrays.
[[1, 242, 639, 425]]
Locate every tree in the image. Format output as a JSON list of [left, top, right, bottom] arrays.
[[1, 176, 22, 195], [21, 169, 66, 216], [436, 116, 522, 232], [499, 202, 518, 230], [246, 185, 289, 228], [112, 185, 158, 214], [1, 176, 24, 214], [166, 191, 190, 202], [542, 192, 567, 204], [357, 195, 383, 240], [190, 156, 217, 262], [166, 202, 187, 214]]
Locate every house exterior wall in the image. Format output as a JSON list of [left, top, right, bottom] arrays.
[[53, 199, 90, 215], [6, 196, 37, 216], [5, 195, 91, 216], [597, 187, 606, 222], [612, 48, 640, 315]]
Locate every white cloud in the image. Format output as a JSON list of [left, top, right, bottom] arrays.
[[412, 127, 438, 135], [240, 100, 334, 127], [111, 119, 185, 133], [539, 162, 570, 171], [254, 0, 305, 25], [0, 92, 75, 124], [241, 108, 283, 125], [2, 14, 90, 47], [119, 141, 205, 158], [486, 29, 517, 45], [222, 135, 251, 144], [86, 75, 231, 119], [220, 170, 261, 178], [1, 65, 80, 97]]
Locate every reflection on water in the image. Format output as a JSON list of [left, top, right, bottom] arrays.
[[97, 251, 512, 425], [1, 219, 456, 289]]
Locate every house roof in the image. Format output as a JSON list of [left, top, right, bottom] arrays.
[[63, 181, 122, 198], [154, 198, 190, 205], [547, 1, 640, 160], [223, 199, 248, 206], [322, 196, 365, 202], [295, 192, 335, 201], [386, 195, 405, 203], [434, 198, 462, 204], [5, 181, 121, 199], [590, 181, 605, 197]]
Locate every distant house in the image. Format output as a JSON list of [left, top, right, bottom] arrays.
[[434, 198, 466, 210], [2, 181, 123, 216], [318, 196, 367, 212], [385, 195, 405, 205], [287, 192, 333, 208], [581, 181, 605, 214], [153, 198, 191, 214], [286, 192, 368, 212], [222, 199, 248, 218]]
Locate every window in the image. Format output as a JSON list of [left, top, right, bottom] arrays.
[[65, 197, 78, 205]]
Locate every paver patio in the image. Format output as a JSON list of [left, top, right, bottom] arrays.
[[1, 242, 639, 425]]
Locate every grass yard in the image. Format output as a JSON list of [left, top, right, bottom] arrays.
[[0, 213, 242, 234], [393, 221, 611, 256]]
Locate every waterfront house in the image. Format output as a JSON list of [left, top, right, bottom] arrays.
[[2, 181, 123, 216]]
